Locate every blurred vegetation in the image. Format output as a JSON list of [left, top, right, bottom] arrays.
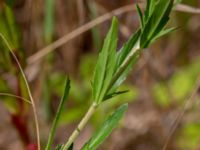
[[0, 0, 200, 150]]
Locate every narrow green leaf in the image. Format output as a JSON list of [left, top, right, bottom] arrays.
[[92, 17, 118, 104], [45, 78, 70, 150], [136, 4, 144, 29], [81, 104, 128, 150], [110, 49, 141, 94], [0, 4, 20, 49], [44, 0, 55, 43], [4, 4, 20, 49], [116, 30, 141, 71], [151, 27, 177, 43], [107, 30, 141, 94], [144, 0, 156, 22], [103, 90, 129, 101], [141, 0, 174, 48], [56, 144, 64, 150], [56, 143, 73, 150]]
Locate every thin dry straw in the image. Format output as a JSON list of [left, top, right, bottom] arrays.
[[162, 75, 200, 150], [0, 93, 32, 104], [0, 34, 41, 150], [27, 3, 200, 65]]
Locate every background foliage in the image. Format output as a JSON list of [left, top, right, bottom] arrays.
[[0, 0, 200, 150]]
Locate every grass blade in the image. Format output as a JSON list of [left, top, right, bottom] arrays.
[[81, 104, 128, 150], [45, 78, 70, 150]]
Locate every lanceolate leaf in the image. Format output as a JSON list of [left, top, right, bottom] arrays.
[[81, 104, 128, 150], [107, 30, 141, 94], [151, 27, 177, 43], [45, 78, 70, 150], [141, 0, 174, 48], [103, 90, 129, 101], [110, 49, 141, 94], [116, 30, 141, 71], [145, 0, 157, 20], [92, 17, 118, 104], [136, 4, 144, 29]]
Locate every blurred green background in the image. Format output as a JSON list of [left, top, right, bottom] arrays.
[[0, 0, 200, 149]]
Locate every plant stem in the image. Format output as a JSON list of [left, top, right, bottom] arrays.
[[108, 44, 140, 91], [63, 102, 98, 150], [63, 45, 140, 150]]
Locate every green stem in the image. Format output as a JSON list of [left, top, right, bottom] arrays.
[[63, 44, 140, 150], [108, 44, 140, 91], [63, 103, 98, 150]]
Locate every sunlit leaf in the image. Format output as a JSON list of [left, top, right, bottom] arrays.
[[141, 0, 174, 48], [92, 17, 118, 104], [81, 104, 128, 150]]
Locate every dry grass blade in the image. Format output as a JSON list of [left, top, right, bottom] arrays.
[[27, 3, 200, 65], [0, 93, 32, 104], [27, 3, 139, 65], [162, 75, 200, 150], [0, 34, 41, 150], [176, 3, 200, 14]]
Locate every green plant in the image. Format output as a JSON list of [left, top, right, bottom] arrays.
[[0, 0, 175, 150], [45, 0, 175, 150]]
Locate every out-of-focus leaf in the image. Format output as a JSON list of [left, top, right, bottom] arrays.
[[5, 0, 15, 6], [174, 0, 182, 5], [79, 54, 96, 80], [44, 0, 55, 43], [92, 17, 118, 104], [45, 78, 70, 150], [58, 106, 86, 125], [56, 143, 73, 150], [153, 59, 200, 106], [176, 123, 200, 150], [56, 144, 64, 150], [81, 104, 128, 150], [87, 0, 101, 50], [0, 4, 21, 70], [109, 30, 141, 94], [49, 73, 66, 96], [153, 83, 171, 108], [0, 4, 20, 49]]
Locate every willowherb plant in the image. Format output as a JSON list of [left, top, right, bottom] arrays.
[[0, 0, 175, 150], [45, 0, 175, 150]]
